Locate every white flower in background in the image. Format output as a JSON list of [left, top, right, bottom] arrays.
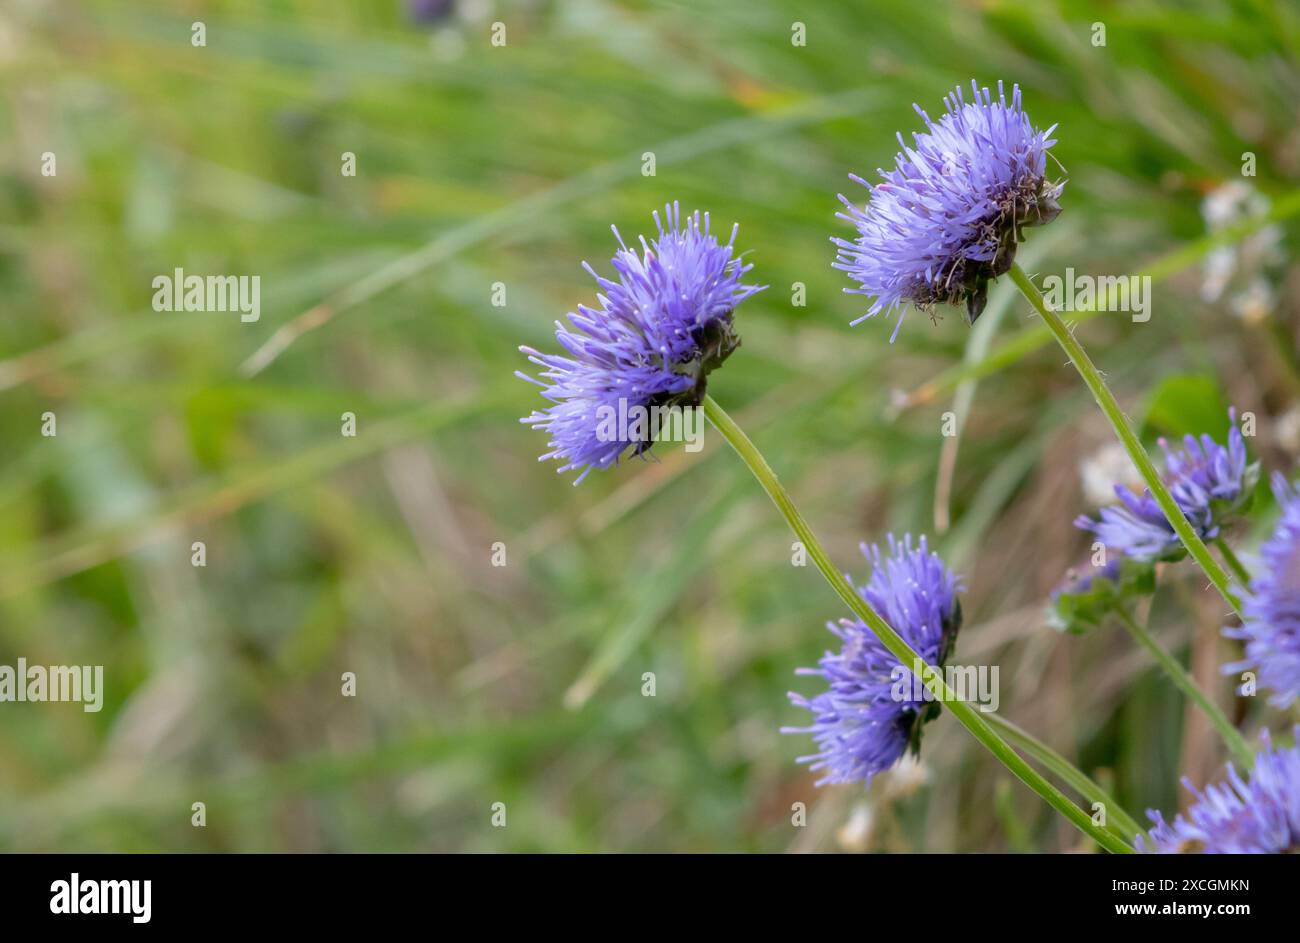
[[1275, 405, 1300, 458], [1200, 182, 1284, 320], [881, 753, 930, 800], [1080, 441, 1143, 508], [836, 801, 876, 852], [1230, 277, 1277, 322]]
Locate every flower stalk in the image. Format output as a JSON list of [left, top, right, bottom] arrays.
[[1111, 605, 1252, 767], [1214, 537, 1251, 587], [1007, 263, 1242, 617]]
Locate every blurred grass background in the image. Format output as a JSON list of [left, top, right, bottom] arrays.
[[1, 0, 1298, 852]]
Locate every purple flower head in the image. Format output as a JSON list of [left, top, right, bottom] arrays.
[[834, 80, 1062, 340], [1137, 729, 1300, 853], [1048, 559, 1119, 633], [1223, 473, 1300, 706], [1075, 409, 1255, 562], [1048, 557, 1155, 635], [783, 535, 962, 787], [518, 203, 765, 483], [405, 0, 455, 24], [1053, 558, 1122, 600]]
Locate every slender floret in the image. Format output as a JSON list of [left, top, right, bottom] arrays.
[[1138, 729, 1300, 853], [1223, 474, 1300, 706], [834, 80, 1062, 339], [783, 535, 962, 787], [518, 203, 764, 483], [1075, 410, 1255, 562]]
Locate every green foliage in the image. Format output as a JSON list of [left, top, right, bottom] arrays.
[[0, 0, 1296, 852]]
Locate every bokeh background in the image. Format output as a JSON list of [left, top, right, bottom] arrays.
[[1, 0, 1298, 852]]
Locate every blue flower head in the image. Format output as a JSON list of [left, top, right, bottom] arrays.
[[834, 80, 1062, 339], [405, 0, 454, 24], [783, 535, 962, 787], [1138, 729, 1300, 854], [1223, 473, 1300, 706], [518, 203, 765, 483], [1075, 410, 1256, 562], [1047, 557, 1156, 635]]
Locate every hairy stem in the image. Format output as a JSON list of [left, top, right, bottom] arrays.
[[1008, 263, 1241, 617], [702, 394, 1133, 854], [1214, 538, 1252, 588], [1111, 606, 1253, 767]]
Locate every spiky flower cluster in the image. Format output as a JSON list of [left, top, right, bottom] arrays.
[[1224, 473, 1300, 707], [834, 80, 1062, 339], [519, 203, 764, 483], [510, 83, 1300, 856], [783, 536, 962, 787], [1138, 730, 1300, 854], [1075, 411, 1254, 562]]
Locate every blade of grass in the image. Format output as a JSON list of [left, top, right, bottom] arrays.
[[0, 389, 510, 599], [563, 474, 744, 709], [241, 86, 886, 376], [932, 223, 1073, 532]]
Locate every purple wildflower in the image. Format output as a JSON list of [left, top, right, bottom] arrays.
[[1138, 729, 1300, 853], [1047, 557, 1155, 634], [1053, 558, 1122, 602], [1223, 474, 1300, 706], [1075, 410, 1255, 562], [834, 80, 1062, 339], [1047, 559, 1121, 634], [783, 535, 962, 787], [518, 203, 764, 483], [405, 0, 455, 24]]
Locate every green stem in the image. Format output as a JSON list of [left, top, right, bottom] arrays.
[[1214, 538, 1251, 587], [1008, 263, 1241, 617], [702, 394, 1133, 854], [1111, 606, 1253, 767], [985, 713, 1144, 842]]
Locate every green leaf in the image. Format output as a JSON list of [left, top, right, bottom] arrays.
[[1048, 557, 1156, 635], [1142, 374, 1230, 441]]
